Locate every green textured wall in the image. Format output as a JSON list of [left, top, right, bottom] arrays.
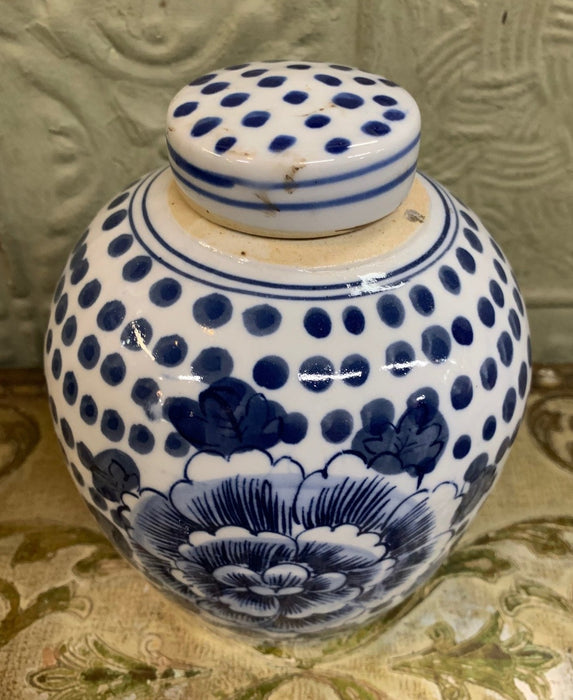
[[1, 0, 571, 366]]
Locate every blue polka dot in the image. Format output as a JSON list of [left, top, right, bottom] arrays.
[[489, 280, 504, 307], [108, 234, 133, 257], [482, 416, 497, 441], [100, 353, 126, 386], [189, 72, 216, 85], [51, 349, 62, 379], [361, 121, 390, 136], [422, 326, 451, 363], [385, 341, 415, 376], [70, 243, 87, 269], [242, 111, 270, 128], [325, 137, 351, 154], [70, 259, 89, 285], [508, 309, 522, 341], [191, 347, 233, 383], [490, 237, 506, 261], [456, 247, 476, 273], [354, 76, 376, 85], [78, 280, 101, 309], [407, 387, 440, 411], [70, 463, 84, 486], [63, 371, 78, 405], [108, 192, 129, 209], [243, 304, 282, 336], [102, 209, 127, 231], [129, 424, 155, 454], [460, 211, 478, 229], [384, 109, 405, 121], [341, 354, 370, 386], [269, 135, 296, 152], [452, 316, 473, 345], [122, 256, 152, 282], [304, 307, 331, 338], [518, 362, 528, 398], [131, 378, 160, 411], [502, 388, 517, 423], [242, 68, 267, 77], [439, 266, 461, 295], [153, 335, 188, 367], [282, 413, 308, 444], [225, 63, 249, 70], [299, 356, 334, 392], [527, 335, 532, 366], [494, 259, 508, 284], [283, 90, 308, 104], [61, 316, 77, 346], [453, 435, 471, 459], [329, 64, 352, 71], [221, 92, 249, 107], [191, 117, 222, 137], [379, 77, 398, 87], [480, 357, 498, 390], [465, 453, 488, 482], [342, 306, 365, 335], [321, 409, 353, 444], [201, 81, 229, 95], [53, 275, 65, 303], [477, 297, 495, 328], [215, 136, 237, 154], [333, 92, 364, 109], [60, 418, 75, 448], [315, 74, 342, 86], [258, 75, 287, 88], [165, 432, 190, 457], [496, 438, 511, 463], [173, 101, 198, 117], [54, 293, 68, 325], [78, 335, 101, 369], [463, 228, 483, 252], [193, 293, 233, 328], [101, 409, 125, 441], [253, 355, 289, 390], [80, 394, 98, 425], [497, 331, 513, 367], [513, 288, 525, 315], [121, 318, 153, 350], [377, 294, 405, 328], [305, 115, 331, 128], [89, 488, 107, 510], [49, 396, 58, 422], [409, 285, 435, 316], [45, 329, 53, 353], [97, 300, 126, 331], [360, 398, 395, 433], [287, 64, 311, 70], [451, 375, 473, 410], [149, 278, 181, 307], [373, 94, 397, 106]]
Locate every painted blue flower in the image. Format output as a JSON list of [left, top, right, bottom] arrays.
[[164, 377, 307, 457], [351, 388, 448, 487], [77, 443, 140, 502], [451, 453, 497, 526], [124, 451, 453, 634]]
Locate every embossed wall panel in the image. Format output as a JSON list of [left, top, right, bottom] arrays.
[[1, 0, 572, 365]]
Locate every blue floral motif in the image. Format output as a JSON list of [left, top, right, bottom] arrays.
[[78, 443, 140, 502], [351, 389, 448, 487], [124, 451, 453, 634], [451, 453, 497, 526], [164, 377, 307, 457]]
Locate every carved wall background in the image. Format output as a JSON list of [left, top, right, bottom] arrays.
[[1, 0, 571, 366]]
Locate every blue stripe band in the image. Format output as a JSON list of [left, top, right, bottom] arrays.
[[166, 132, 420, 192]]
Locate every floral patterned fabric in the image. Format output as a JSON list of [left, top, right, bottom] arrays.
[[1, 366, 573, 699]]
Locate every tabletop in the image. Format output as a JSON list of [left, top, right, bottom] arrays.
[[1, 365, 572, 700]]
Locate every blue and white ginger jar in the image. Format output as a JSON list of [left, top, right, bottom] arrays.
[[45, 61, 531, 638]]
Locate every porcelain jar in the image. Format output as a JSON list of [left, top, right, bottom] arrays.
[[45, 61, 531, 638]]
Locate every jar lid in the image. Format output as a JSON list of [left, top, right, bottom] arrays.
[[166, 61, 420, 238]]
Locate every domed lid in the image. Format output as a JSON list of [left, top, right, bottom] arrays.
[[166, 61, 420, 238]]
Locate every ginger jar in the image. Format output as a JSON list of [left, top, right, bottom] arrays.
[[44, 61, 531, 638]]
